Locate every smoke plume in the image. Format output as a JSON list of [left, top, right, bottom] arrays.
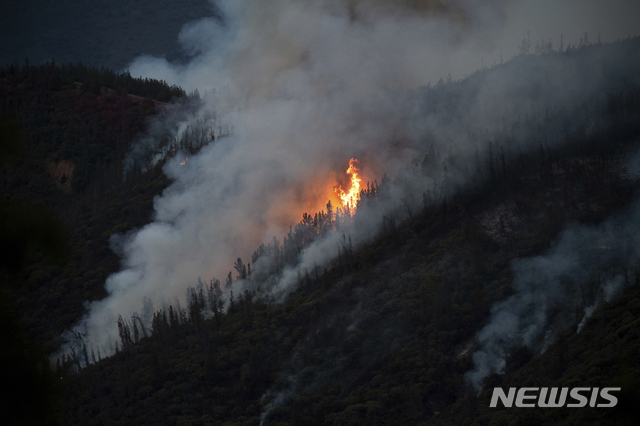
[[59, 0, 514, 359], [465, 186, 640, 390], [58, 0, 640, 367]]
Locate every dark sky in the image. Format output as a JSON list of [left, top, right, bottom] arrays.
[[0, 0, 219, 70], [1, 0, 639, 79]]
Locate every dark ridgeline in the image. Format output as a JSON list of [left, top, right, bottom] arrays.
[[3, 37, 640, 425], [0, 59, 187, 102]]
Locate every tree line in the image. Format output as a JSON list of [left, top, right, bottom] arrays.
[[0, 58, 187, 101]]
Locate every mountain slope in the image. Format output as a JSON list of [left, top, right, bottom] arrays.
[[4, 39, 640, 425], [60, 128, 640, 425]]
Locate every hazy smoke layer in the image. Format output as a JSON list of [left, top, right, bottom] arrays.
[[59, 0, 640, 365], [60, 0, 512, 358], [465, 194, 640, 390], [129, 0, 510, 94]]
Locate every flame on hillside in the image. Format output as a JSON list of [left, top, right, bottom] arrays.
[[180, 157, 189, 166], [334, 158, 361, 213]]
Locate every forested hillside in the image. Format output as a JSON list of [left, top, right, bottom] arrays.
[[3, 38, 640, 425], [0, 61, 206, 424], [59, 40, 640, 425], [59, 123, 640, 425], [0, 58, 199, 343]]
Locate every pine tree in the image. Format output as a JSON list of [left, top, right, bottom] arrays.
[[234, 258, 247, 280]]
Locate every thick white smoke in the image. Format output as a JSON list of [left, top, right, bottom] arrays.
[[60, 0, 513, 359], [58, 0, 640, 363]]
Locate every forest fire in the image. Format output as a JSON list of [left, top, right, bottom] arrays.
[[335, 158, 362, 212], [180, 157, 189, 166]]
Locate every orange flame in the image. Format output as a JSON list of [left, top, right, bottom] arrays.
[[180, 157, 189, 166], [335, 158, 361, 212]]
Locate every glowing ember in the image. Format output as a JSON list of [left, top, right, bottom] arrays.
[[335, 158, 361, 212], [180, 157, 189, 166]]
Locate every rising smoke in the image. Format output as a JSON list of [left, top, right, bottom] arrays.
[[465, 183, 640, 390], [59, 0, 513, 360], [58, 0, 640, 373]]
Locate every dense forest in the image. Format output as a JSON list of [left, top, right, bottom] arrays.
[[0, 60, 209, 424], [2, 38, 640, 425], [60, 122, 640, 425]]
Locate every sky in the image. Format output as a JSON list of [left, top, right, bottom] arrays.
[[3, 1, 640, 82]]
